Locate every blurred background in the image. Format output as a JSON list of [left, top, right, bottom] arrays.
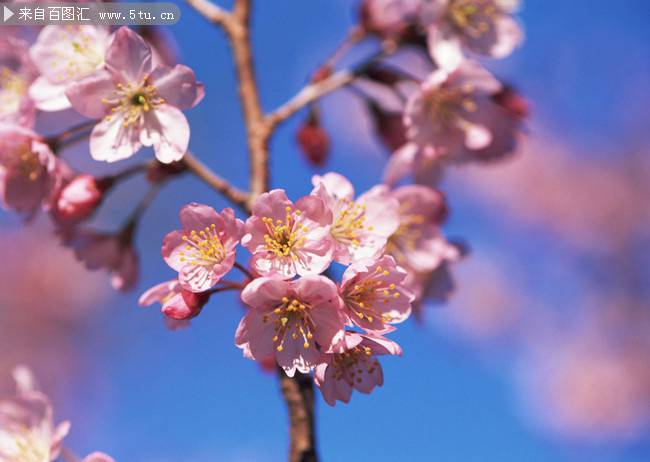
[[1, 1, 650, 460]]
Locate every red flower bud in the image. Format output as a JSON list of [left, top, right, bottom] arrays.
[[55, 175, 108, 223], [296, 110, 330, 166], [493, 85, 530, 119], [162, 289, 209, 320]]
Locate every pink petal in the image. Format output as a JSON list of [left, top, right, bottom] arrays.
[[28, 77, 71, 112], [90, 115, 142, 162], [140, 105, 189, 163], [66, 69, 115, 119], [490, 16, 524, 58], [241, 277, 290, 310], [149, 64, 205, 109], [427, 26, 463, 72], [138, 280, 179, 306], [462, 122, 492, 150], [179, 202, 220, 231], [235, 310, 277, 360], [311, 172, 355, 200], [105, 27, 152, 83], [383, 142, 418, 185]]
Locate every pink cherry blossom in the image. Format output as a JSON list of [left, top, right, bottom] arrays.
[[68, 228, 139, 291], [386, 185, 457, 272], [404, 260, 458, 320], [241, 189, 334, 279], [0, 124, 60, 216], [162, 203, 244, 293], [339, 255, 414, 333], [384, 62, 521, 184], [29, 25, 110, 111], [139, 279, 208, 320], [236, 276, 346, 377], [0, 366, 70, 462], [311, 172, 399, 265], [421, 0, 523, 71], [66, 27, 205, 163], [0, 36, 37, 127], [360, 0, 420, 40], [314, 332, 402, 406]]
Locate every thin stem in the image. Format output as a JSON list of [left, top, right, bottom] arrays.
[[321, 26, 366, 71], [122, 182, 163, 233], [233, 261, 254, 280], [110, 161, 152, 184], [266, 49, 389, 131], [183, 152, 250, 211], [279, 369, 318, 462], [46, 120, 95, 153], [185, 0, 230, 26]]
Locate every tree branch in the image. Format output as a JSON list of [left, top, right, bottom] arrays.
[[185, 0, 230, 26], [182, 152, 250, 210], [187, 0, 269, 203], [265, 69, 355, 130], [279, 370, 318, 462]]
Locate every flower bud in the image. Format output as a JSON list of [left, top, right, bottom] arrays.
[[55, 175, 108, 223], [493, 85, 530, 119], [296, 109, 330, 166], [162, 289, 209, 320], [368, 101, 407, 152]]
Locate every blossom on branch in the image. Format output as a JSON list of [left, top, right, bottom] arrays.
[[242, 189, 334, 279], [314, 332, 402, 406], [0, 36, 37, 127], [384, 62, 522, 184], [311, 172, 399, 265], [29, 25, 110, 112], [339, 255, 413, 333], [68, 227, 139, 292], [420, 0, 523, 71], [236, 276, 346, 377], [0, 124, 61, 217], [66, 27, 204, 163], [162, 203, 244, 293], [386, 185, 455, 272]]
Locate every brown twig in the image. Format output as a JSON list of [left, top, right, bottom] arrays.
[[186, 0, 269, 204], [279, 370, 318, 462], [185, 0, 230, 25], [182, 152, 250, 210], [266, 69, 356, 130]]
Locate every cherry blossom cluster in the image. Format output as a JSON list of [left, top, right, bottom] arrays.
[[0, 366, 114, 462], [142, 172, 458, 404]]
